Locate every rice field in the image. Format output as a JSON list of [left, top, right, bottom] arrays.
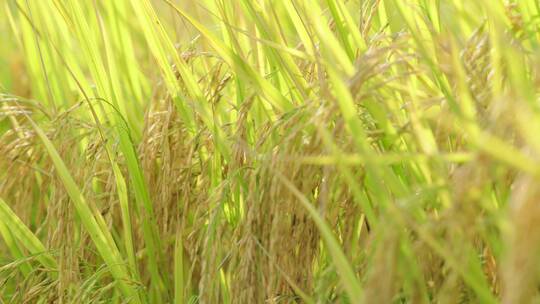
[[1, 0, 540, 303]]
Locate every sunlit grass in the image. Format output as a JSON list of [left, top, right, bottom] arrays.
[[1, 0, 540, 302]]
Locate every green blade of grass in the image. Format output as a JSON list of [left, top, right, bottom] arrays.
[[26, 118, 141, 303], [163, 0, 293, 113], [0, 198, 56, 272], [276, 172, 363, 302]]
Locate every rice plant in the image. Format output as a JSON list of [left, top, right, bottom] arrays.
[[1, 0, 540, 302]]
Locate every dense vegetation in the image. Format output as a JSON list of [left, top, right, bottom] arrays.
[[1, 0, 540, 303]]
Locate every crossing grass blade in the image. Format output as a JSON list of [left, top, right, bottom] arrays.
[[26, 118, 141, 303], [0, 198, 56, 272]]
